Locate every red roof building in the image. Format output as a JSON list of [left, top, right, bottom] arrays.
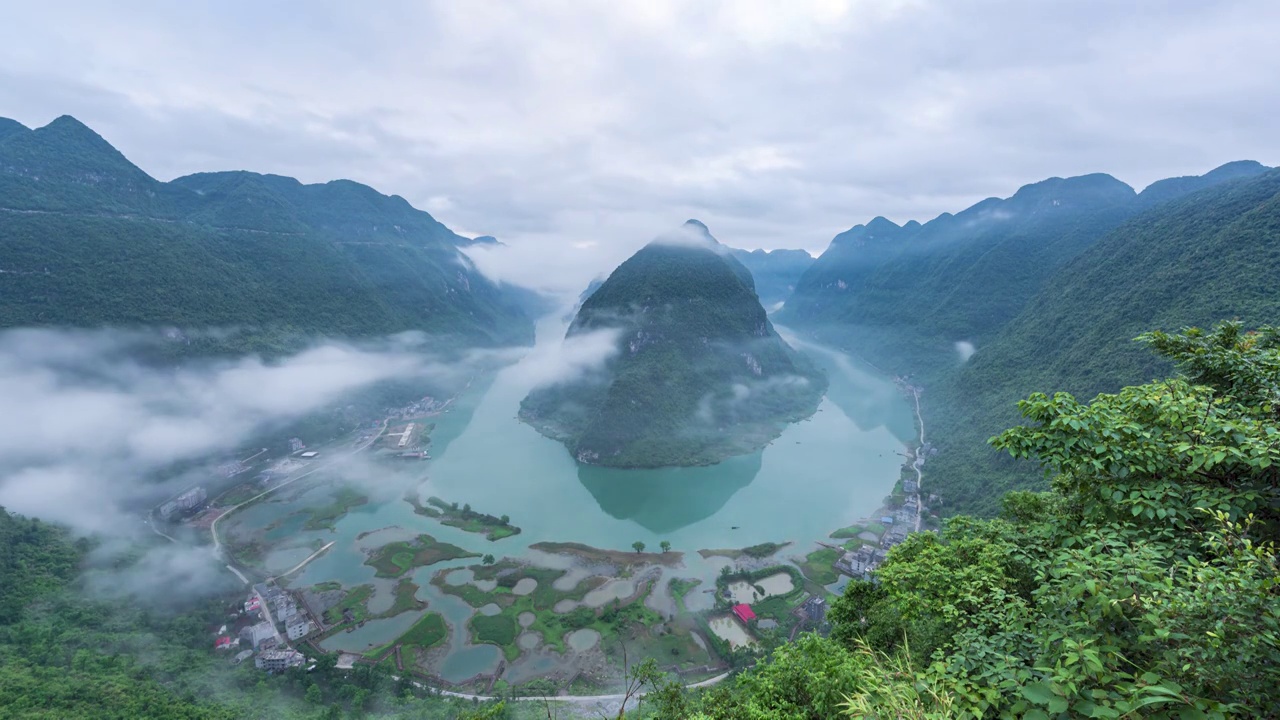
[[732, 604, 756, 624], [214, 636, 232, 650]]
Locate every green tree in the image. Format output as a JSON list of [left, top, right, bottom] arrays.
[[482, 554, 495, 565], [660, 540, 671, 553], [632, 541, 646, 553]]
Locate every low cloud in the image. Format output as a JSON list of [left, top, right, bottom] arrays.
[[955, 340, 976, 362], [0, 327, 514, 597], [508, 325, 622, 390]]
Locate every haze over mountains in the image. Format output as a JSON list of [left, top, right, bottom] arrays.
[[0, 115, 533, 354], [778, 159, 1276, 514], [520, 220, 826, 468], [3, 112, 1277, 513]]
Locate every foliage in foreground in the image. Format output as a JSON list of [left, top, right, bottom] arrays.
[[642, 322, 1279, 718]]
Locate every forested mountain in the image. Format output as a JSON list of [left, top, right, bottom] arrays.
[[925, 167, 1280, 515], [778, 162, 1270, 377], [0, 116, 533, 353], [727, 247, 814, 308], [521, 220, 826, 468]]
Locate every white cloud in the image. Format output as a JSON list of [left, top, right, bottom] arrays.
[[0, 1, 1276, 274], [0, 328, 454, 540]]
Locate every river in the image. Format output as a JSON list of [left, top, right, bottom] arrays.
[[221, 313, 916, 682]]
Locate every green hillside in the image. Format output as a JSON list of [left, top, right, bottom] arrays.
[[728, 246, 814, 307], [521, 220, 826, 467], [0, 116, 533, 353], [779, 164, 1269, 378], [643, 324, 1280, 718], [926, 168, 1280, 515]]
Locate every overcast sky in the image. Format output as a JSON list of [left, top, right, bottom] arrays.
[[2, 1, 1277, 280]]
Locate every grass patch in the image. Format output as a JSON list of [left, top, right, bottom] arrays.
[[470, 558, 522, 581], [469, 613, 518, 648], [365, 534, 478, 578], [302, 487, 369, 531], [322, 584, 375, 625], [436, 580, 497, 609], [669, 578, 702, 612], [381, 579, 427, 617], [399, 612, 447, 650], [405, 493, 522, 541], [531, 541, 682, 568], [698, 541, 791, 560], [799, 547, 842, 587], [829, 524, 865, 539], [312, 581, 341, 592], [442, 563, 643, 662]]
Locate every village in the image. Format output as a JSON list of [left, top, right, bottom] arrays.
[[144, 377, 937, 692], [831, 380, 936, 581], [209, 582, 316, 673]]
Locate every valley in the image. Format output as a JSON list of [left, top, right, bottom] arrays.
[[4, 15, 1279, 714], [199, 312, 917, 695]]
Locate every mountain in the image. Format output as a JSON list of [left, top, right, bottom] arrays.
[[925, 167, 1280, 515], [728, 247, 814, 308], [0, 115, 534, 352], [778, 163, 1270, 377], [520, 220, 827, 468]]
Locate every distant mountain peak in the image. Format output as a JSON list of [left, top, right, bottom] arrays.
[[1137, 160, 1271, 206], [652, 219, 722, 251], [520, 225, 826, 468], [0, 117, 29, 142], [866, 216, 901, 232]]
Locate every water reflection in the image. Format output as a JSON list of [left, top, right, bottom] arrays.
[[577, 451, 763, 533], [781, 329, 916, 444]]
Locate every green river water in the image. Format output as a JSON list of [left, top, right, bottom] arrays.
[[222, 315, 917, 683]]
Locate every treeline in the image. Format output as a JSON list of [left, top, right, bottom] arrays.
[[0, 509, 521, 719]]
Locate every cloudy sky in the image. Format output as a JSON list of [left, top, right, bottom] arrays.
[[2, 0, 1277, 274]]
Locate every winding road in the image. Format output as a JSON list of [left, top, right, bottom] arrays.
[[210, 420, 387, 579], [909, 387, 925, 532], [407, 671, 731, 709], [270, 541, 336, 582]]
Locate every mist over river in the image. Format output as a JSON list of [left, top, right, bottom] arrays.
[[223, 313, 917, 682]]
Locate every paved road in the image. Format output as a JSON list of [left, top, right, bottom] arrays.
[[144, 518, 178, 544], [254, 586, 285, 647], [413, 671, 731, 707], [270, 541, 335, 582], [909, 387, 925, 532], [210, 420, 387, 564]]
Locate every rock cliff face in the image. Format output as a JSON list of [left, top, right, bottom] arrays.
[[520, 220, 826, 468]]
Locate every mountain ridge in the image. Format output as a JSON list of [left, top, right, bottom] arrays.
[[0, 115, 534, 352], [521, 221, 826, 468]]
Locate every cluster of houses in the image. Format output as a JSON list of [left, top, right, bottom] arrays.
[[214, 583, 313, 672], [253, 583, 316, 642], [387, 395, 447, 419], [158, 486, 207, 520], [215, 459, 246, 478], [835, 509, 918, 580]]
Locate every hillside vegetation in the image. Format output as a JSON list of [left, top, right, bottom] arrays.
[[779, 162, 1269, 379], [521, 221, 826, 467], [638, 323, 1279, 718], [926, 168, 1280, 514], [0, 116, 533, 354]]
